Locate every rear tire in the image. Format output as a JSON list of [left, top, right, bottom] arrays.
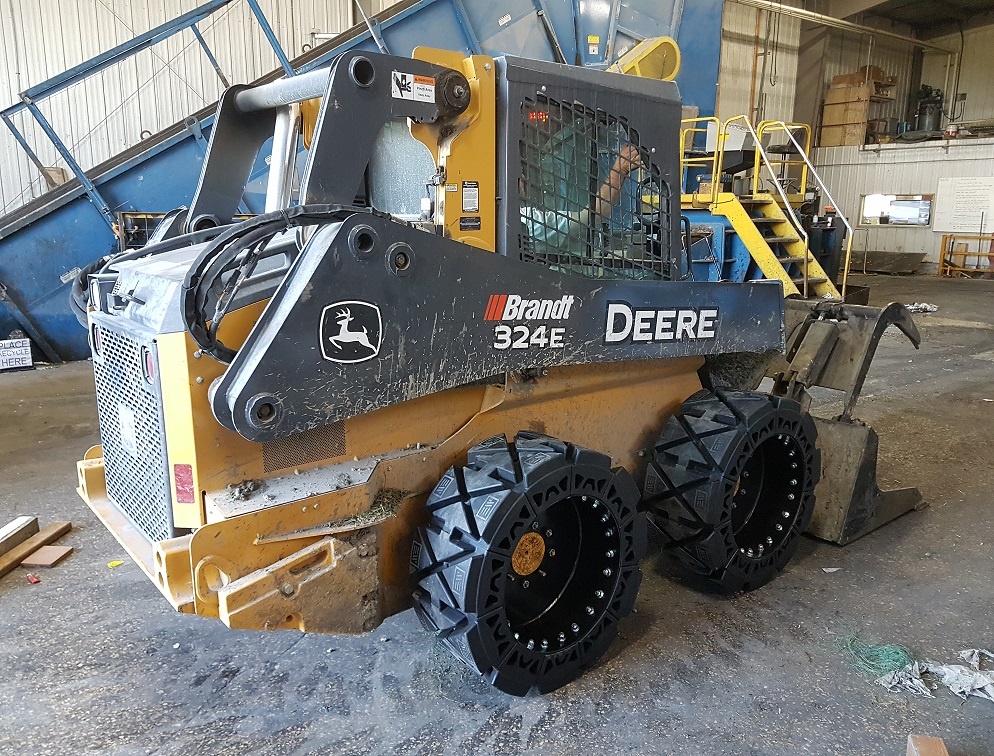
[[412, 432, 646, 695], [642, 390, 819, 594]]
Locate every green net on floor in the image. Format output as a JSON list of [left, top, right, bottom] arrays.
[[837, 634, 915, 676]]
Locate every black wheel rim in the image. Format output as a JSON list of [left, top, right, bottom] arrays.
[[503, 494, 622, 653], [730, 433, 804, 558]]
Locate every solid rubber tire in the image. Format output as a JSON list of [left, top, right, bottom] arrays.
[[411, 431, 646, 695], [642, 389, 819, 594]]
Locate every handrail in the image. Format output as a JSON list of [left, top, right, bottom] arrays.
[[757, 120, 853, 299], [0, 0, 292, 229], [720, 115, 813, 296], [754, 120, 811, 198], [679, 116, 722, 205]]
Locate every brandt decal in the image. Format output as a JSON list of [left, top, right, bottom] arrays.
[[320, 300, 383, 363]]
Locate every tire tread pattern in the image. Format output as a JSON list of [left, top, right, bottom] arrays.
[[413, 432, 646, 695], [643, 390, 820, 593]]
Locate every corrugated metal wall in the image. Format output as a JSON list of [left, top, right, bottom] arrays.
[[821, 31, 915, 123], [922, 23, 994, 123], [0, 0, 389, 215], [716, 1, 801, 123], [715, 5, 917, 126], [811, 139, 994, 266]]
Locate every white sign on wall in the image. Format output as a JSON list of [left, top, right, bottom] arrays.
[[0, 338, 32, 370], [933, 177, 994, 234]]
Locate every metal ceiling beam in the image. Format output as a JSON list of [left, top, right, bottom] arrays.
[[729, 0, 956, 52], [829, 0, 890, 19]]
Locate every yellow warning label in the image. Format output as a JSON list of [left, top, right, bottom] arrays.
[[587, 35, 600, 44]]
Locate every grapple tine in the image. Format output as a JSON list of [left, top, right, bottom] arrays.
[[771, 299, 921, 421]]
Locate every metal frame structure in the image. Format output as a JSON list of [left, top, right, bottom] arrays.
[[0, 0, 724, 361], [0, 0, 295, 231], [938, 234, 994, 278]]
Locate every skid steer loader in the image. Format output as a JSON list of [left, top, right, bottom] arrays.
[[73, 48, 920, 695]]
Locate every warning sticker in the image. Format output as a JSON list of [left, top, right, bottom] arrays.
[[459, 216, 482, 231], [462, 181, 479, 213], [498, 13, 511, 27], [391, 71, 435, 103], [587, 34, 600, 57]]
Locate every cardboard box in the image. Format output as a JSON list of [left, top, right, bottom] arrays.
[[820, 123, 866, 147], [825, 84, 871, 105], [832, 65, 898, 87], [825, 81, 895, 105], [0, 338, 32, 371], [823, 100, 870, 126]]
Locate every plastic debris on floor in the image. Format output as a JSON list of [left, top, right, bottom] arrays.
[[875, 649, 994, 704], [905, 302, 938, 313]]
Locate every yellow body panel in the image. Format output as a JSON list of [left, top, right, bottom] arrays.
[[158, 302, 268, 527], [410, 48, 497, 252], [607, 36, 681, 81]]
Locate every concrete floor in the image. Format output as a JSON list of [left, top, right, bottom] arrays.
[[1, 274, 992, 755]]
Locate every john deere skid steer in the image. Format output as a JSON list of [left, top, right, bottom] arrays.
[[73, 48, 920, 695]]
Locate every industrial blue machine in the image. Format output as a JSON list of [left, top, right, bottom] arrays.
[[0, 0, 723, 360]]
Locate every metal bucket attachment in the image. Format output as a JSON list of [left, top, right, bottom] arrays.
[[768, 300, 924, 544], [808, 418, 924, 545]]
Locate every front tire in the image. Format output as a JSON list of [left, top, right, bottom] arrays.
[[412, 432, 646, 695], [642, 390, 819, 593]]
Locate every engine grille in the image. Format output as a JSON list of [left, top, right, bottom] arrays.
[[91, 321, 174, 542], [262, 421, 347, 473]]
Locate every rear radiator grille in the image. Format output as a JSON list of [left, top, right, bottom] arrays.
[[262, 421, 347, 473], [91, 323, 173, 542]]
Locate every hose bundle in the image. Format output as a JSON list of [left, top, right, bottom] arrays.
[[180, 204, 374, 363]]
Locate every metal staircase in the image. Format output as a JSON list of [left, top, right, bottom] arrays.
[[713, 192, 836, 298], [680, 114, 852, 300]]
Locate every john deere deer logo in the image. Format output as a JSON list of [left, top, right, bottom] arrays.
[[319, 300, 382, 363]]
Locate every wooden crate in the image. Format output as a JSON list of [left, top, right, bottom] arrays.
[[823, 100, 870, 126], [820, 123, 866, 147]]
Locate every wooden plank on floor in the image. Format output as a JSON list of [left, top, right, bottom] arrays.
[[20, 544, 73, 568], [0, 522, 71, 579], [907, 735, 950, 756], [0, 516, 39, 557]]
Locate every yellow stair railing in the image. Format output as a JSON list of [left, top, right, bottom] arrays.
[[679, 114, 842, 300], [680, 117, 722, 206], [756, 120, 855, 299], [753, 121, 812, 201], [720, 115, 809, 243]]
